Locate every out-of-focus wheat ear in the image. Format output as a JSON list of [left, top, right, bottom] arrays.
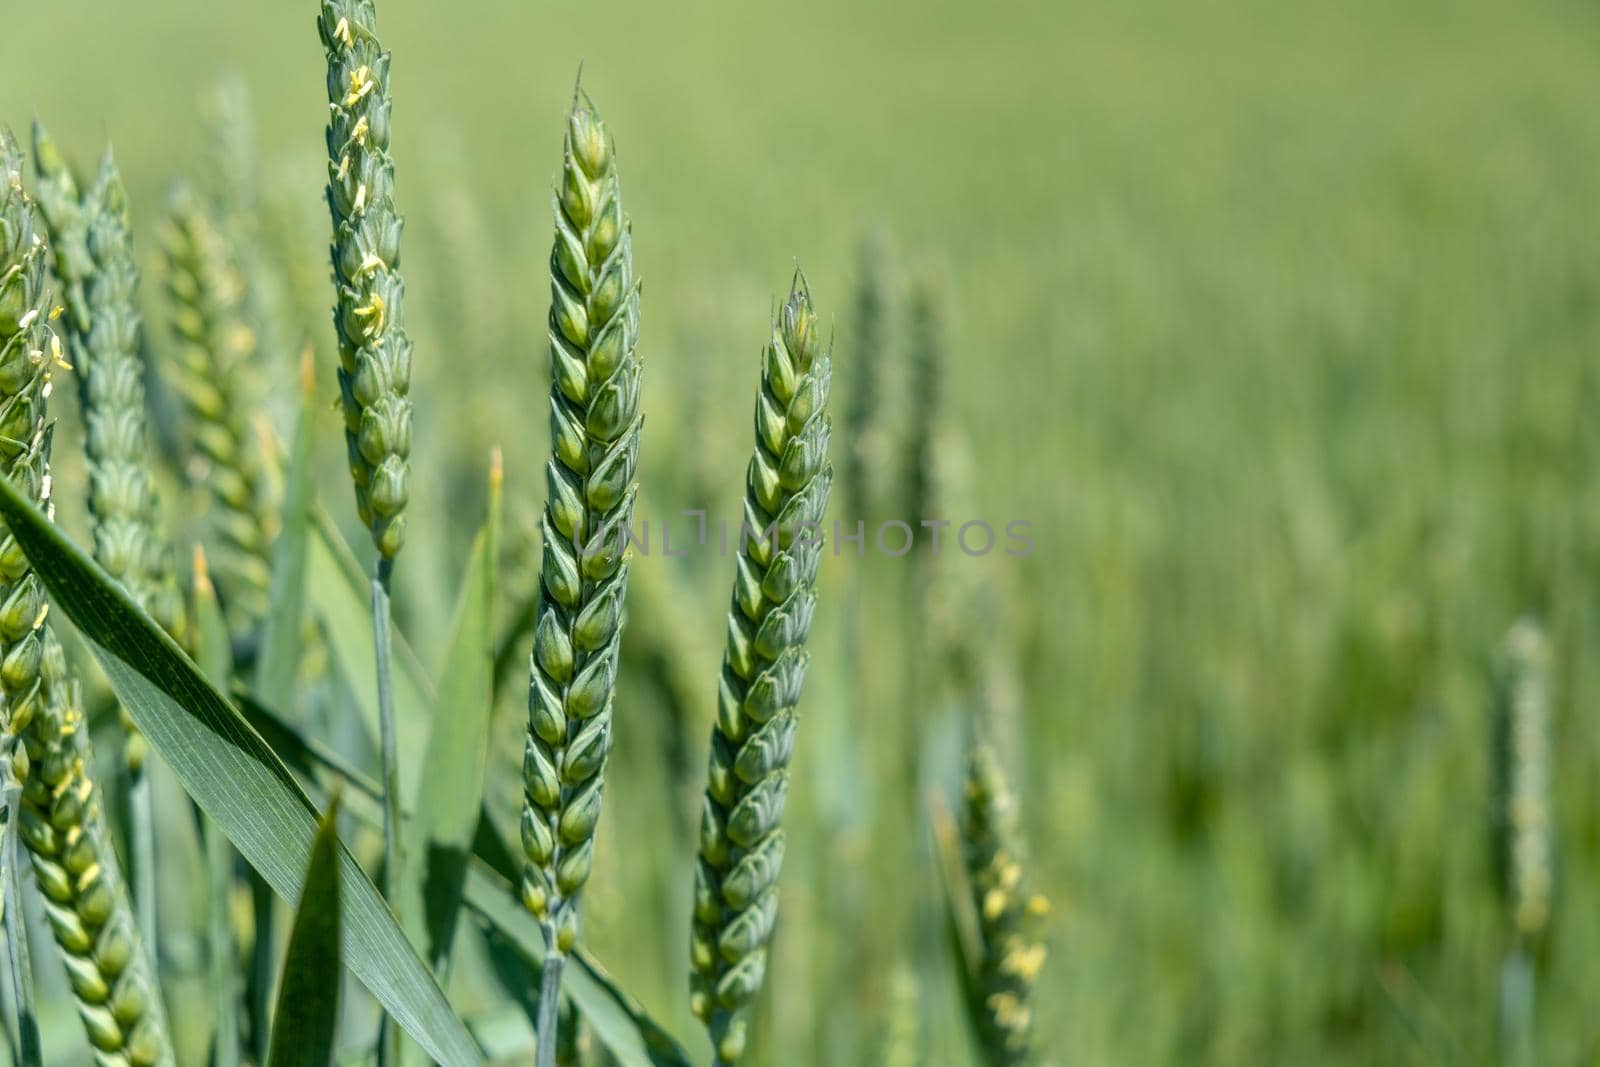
[[1492, 619, 1552, 1067], [960, 734, 1048, 1067], [843, 230, 893, 529], [160, 189, 275, 635], [690, 273, 833, 1065], [319, 0, 413, 565]]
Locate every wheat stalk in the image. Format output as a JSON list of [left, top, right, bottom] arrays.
[[842, 231, 892, 528], [320, 0, 413, 565], [689, 274, 833, 1065], [961, 735, 1048, 1067], [160, 190, 274, 633]]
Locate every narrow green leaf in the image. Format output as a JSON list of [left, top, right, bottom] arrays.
[[194, 551, 242, 1067], [0, 473, 483, 1067], [926, 794, 983, 1046], [227, 647, 695, 1067], [403, 451, 502, 973], [255, 355, 319, 714], [266, 794, 344, 1067], [3, 785, 41, 1067], [462, 865, 694, 1067]]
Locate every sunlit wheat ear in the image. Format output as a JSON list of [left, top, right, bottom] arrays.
[[160, 189, 274, 633], [33, 129, 186, 648], [2, 129, 174, 1067], [1493, 619, 1552, 946], [690, 273, 833, 1065], [961, 735, 1048, 1067], [21, 638, 174, 1067], [320, 0, 413, 564], [0, 129, 56, 801], [520, 87, 642, 954]]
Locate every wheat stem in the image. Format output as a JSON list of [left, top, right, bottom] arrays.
[[534, 949, 565, 1067]]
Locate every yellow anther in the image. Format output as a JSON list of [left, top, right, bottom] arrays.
[[333, 16, 353, 46], [337, 154, 351, 181], [354, 293, 386, 339], [30, 604, 47, 630], [358, 253, 384, 275], [48, 305, 63, 321], [351, 115, 370, 145], [354, 182, 368, 215], [17, 308, 37, 330], [343, 65, 375, 107], [983, 888, 1008, 921]]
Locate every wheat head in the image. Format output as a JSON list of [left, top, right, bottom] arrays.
[[520, 89, 642, 953], [962, 735, 1048, 1067], [1494, 619, 1553, 947], [319, 0, 413, 564], [690, 274, 833, 1065], [160, 190, 274, 633]]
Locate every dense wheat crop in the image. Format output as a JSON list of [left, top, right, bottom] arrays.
[[0, 0, 1596, 1064]]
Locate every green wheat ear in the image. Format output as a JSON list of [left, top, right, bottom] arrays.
[[0, 128, 56, 798], [961, 735, 1048, 1067], [160, 189, 275, 634], [1493, 619, 1552, 945], [21, 639, 174, 1066], [0, 129, 174, 1067], [521, 87, 642, 953], [690, 274, 833, 1065], [32, 128, 186, 647], [320, 0, 413, 564]]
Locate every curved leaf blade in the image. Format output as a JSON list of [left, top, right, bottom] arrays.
[[267, 795, 344, 1067], [0, 473, 482, 1067]]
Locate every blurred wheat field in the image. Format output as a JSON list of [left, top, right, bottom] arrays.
[[4, 0, 1600, 1063]]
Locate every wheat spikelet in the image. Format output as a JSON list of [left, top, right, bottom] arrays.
[[320, 0, 413, 563], [961, 735, 1047, 1067], [1493, 619, 1552, 946], [689, 274, 833, 1065], [160, 190, 274, 633], [520, 88, 642, 955]]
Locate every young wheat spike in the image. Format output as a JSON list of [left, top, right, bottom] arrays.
[[0, 132, 174, 1066], [21, 639, 174, 1066], [690, 275, 833, 1065], [961, 735, 1048, 1067], [0, 129, 55, 806], [521, 88, 642, 955], [320, 0, 413, 564], [33, 130, 186, 646], [1493, 619, 1553, 945], [161, 190, 274, 632]]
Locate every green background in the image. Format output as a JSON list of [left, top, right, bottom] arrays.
[[4, 0, 1600, 1063]]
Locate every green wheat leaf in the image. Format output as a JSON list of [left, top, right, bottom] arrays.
[[265, 794, 345, 1067], [0, 471, 483, 1067]]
